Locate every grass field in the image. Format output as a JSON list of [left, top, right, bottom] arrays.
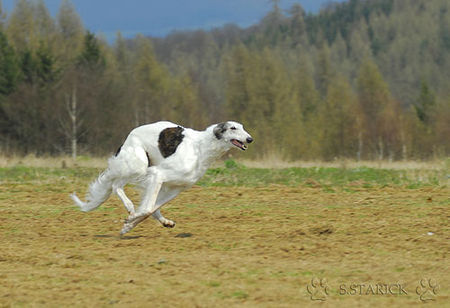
[[0, 160, 449, 307]]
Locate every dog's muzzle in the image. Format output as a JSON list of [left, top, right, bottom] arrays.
[[231, 137, 253, 151]]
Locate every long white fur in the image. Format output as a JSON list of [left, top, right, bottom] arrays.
[[70, 121, 252, 235]]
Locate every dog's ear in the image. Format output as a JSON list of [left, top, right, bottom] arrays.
[[213, 122, 227, 140]]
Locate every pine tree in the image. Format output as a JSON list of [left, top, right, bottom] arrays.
[[77, 31, 105, 71], [348, 19, 372, 70], [357, 58, 397, 159], [319, 76, 358, 160], [315, 43, 334, 98], [414, 80, 435, 126], [114, 32, 130, 71], [132, 36, 170, 124], [6, 0, 35, 51], [295, 53, 319, 121], [433, 98, 450, 156], [0, 0, 6, 30], [56, 0, 84, 61], [35, 43, 58, 84], [0, 32, 19, 96], [257, 48, 298, 158], [288, 3, 307, 46], [0, 31, 20, 151], [259, 0, 286, 46], [169, 73, 205, 129], [34, 0, 55, 48], [224, 44, 253, 123]]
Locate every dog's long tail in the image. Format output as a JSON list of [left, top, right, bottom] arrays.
[[70, 169, 114, 212]]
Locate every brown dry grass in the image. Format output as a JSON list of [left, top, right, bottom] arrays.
[[1, 154, 448, 170], [0, 154, 108, 169], [238, 156, 448, 170], [0, 170, 448, 307]]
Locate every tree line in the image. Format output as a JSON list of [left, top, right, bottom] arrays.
[[0, 0, 449, 160]]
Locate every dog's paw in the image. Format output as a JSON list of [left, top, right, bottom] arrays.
[[161, 219, 176, 228], [121, 214, 145, 235], [125, 212, 146, 224], [124, 213, 136, 224], [120, 221, 134, 235]]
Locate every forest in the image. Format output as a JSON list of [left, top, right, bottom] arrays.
[[0, 0, 449, 160]]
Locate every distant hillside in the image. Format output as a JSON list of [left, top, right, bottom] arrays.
[[151, 0, 450, 106]]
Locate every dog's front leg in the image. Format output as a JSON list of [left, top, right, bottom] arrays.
[[120, 174, 162, 235], [150, 186, 183, 228]]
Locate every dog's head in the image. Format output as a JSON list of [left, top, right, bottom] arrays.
[[213, 121, 253, 151]]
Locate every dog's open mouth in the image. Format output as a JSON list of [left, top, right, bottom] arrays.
[[231, 139, 247, 151]]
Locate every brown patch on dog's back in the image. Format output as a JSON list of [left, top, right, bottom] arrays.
[[158, 126, 185, 158]]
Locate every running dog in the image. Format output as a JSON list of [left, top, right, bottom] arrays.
[[70, 121, 253, 235]]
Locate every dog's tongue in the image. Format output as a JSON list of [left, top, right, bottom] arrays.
[[232, 139, 247, 150]]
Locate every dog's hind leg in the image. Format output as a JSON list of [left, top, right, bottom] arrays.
[[115, 187, 135, 215], [120, 172, 162, 235], [152, 210, 175, 228]]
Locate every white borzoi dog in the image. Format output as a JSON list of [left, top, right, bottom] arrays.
[[71, 121, 253, 235]]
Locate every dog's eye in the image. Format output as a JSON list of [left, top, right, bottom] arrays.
[[230, 127, 236, 130]]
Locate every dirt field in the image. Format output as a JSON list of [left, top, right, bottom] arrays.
[[0, 164, 448, 307]]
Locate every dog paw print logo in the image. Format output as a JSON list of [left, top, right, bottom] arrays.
[[306, 278, 329, 301], [416, 278, 439, 302]]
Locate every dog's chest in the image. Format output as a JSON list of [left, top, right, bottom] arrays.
[[158, 142, 210, 185], [160, 164, 207, 188]]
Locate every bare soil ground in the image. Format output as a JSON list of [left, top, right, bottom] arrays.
[[0, 166, 448, 307]]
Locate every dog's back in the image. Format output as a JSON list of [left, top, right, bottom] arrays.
[[119, 121, 180, 166]]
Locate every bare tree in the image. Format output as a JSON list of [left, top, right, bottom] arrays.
[[66, 86, 80, 160]]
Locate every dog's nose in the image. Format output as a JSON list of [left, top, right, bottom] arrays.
[[246, 137, 253, 143]]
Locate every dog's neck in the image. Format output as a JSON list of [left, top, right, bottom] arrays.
[[197, 126, 232, 166]]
